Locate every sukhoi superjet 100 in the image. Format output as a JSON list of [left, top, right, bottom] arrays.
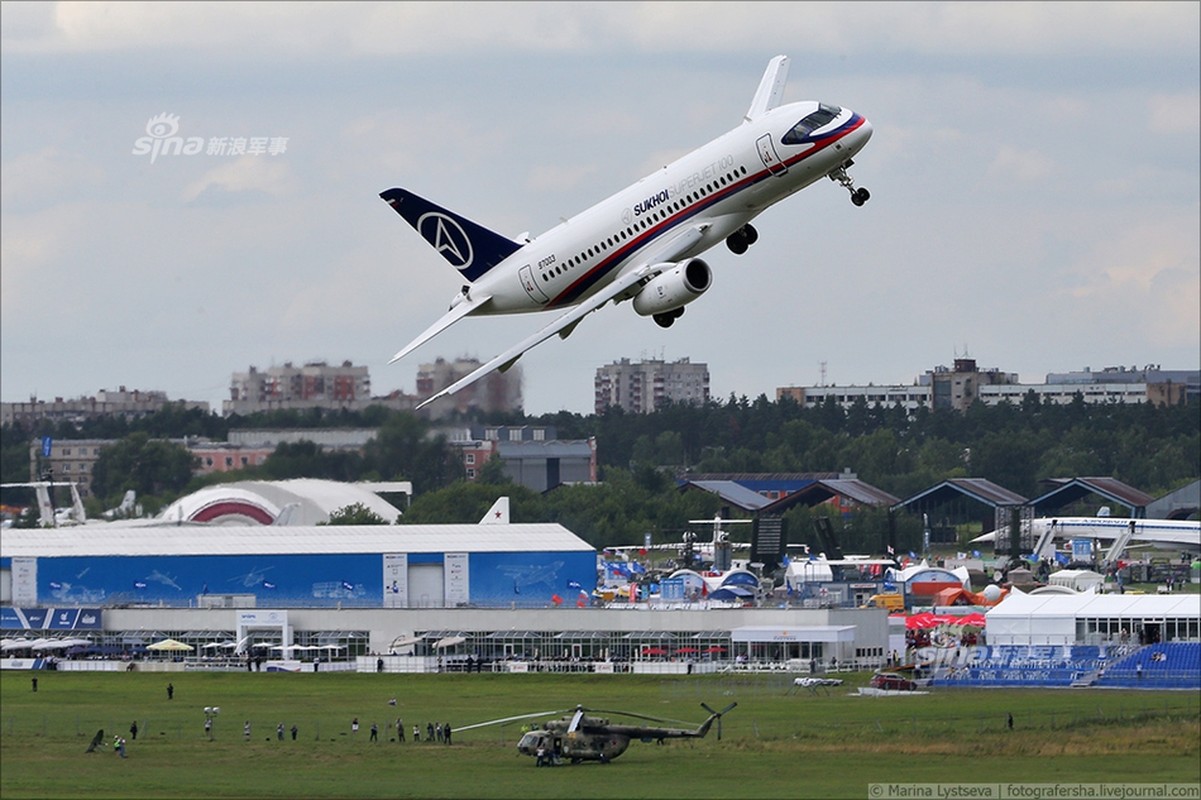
[[381, 56, 872, 408]]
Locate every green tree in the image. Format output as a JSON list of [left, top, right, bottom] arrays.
[[90, 433, 196, 505], [322, 502, 391, 525], [362, 414, 463, 492], [475, 454, 511, 485], [261, 440, 363, 481]]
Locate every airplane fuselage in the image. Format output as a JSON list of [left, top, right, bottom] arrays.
[[465, 101, 871, 315], [1033, 517, 1200, 550], [381, 57, 873, 408]]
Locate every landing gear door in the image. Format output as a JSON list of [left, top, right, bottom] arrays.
[[756, 133, 788, 177], [519, 265, 550, 305]]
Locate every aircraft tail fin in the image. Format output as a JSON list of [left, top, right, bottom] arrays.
[[479, 497, 510, 525], [380, 187, 523, 282], [745, 55, 789, 122]]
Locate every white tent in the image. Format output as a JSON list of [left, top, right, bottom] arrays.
[[985, 589, 1201, 646], [1048, 569, 1105, 592]]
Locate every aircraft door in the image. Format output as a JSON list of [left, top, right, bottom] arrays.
[[756, 134, 788, 176], [519, 265, 550, 305]]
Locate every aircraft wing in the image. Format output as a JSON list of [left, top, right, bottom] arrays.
[[416, 224, 709, 410], [389, 291, 493, 364]]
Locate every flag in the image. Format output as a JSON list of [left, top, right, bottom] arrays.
[[550, 594, 563, 606], [341, 581, 354, 592], [262, 581, 276, 590]]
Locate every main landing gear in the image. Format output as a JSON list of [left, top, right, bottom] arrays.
[[725, 224, 759, 255], [653, 307, 685, 328], [828, 160, 870, 206]]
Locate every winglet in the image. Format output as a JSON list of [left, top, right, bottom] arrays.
[[744, 55, 789, 122]]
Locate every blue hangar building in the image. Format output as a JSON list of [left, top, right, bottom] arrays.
[[1, 523, 597, 609]]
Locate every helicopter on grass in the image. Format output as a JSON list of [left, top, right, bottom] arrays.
[[453, 702, 736, 765]]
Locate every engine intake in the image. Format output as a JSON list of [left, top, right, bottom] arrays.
[[632, 258, 712, 317]]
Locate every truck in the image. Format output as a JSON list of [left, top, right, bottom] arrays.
[[861, 593, 904, 612]]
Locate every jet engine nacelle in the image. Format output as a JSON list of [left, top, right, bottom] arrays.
[[632, 258, 712, 317]]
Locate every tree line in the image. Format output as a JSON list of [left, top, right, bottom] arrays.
[[2, 392, 1196, 551]]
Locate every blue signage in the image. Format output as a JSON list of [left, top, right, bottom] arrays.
[[1, 607, 102, 630]]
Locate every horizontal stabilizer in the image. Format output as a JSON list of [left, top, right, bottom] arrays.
[[389, 292, 492, 364], [380, 187, 523, 282]]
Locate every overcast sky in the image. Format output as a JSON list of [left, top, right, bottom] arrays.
[[2, 2, 1198, 416]]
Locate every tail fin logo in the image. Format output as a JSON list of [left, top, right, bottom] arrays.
[[418, 212, 473, 271]]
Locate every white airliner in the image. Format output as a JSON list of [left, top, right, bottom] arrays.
[[380, 55, 872, 408], [970, 517, 1200, 555]]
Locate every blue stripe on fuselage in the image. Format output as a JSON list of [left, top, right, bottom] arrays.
[[546, 113, 866, 308]]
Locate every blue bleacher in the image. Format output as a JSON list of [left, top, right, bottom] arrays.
[[930, 643, 1201, 689], [1093, 642, 1201, 689]]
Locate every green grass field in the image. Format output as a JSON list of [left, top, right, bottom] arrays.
[[1, 669, 1197, 799]]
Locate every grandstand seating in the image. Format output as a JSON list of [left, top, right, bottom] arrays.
[[929, 643, 1200, 689]]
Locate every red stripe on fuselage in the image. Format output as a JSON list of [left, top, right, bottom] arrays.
[[546, 114, 866, 308]]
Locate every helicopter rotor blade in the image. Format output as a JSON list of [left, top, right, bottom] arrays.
[[582, 708, 693, 726], [452, 709, 572, 734], [700, 701, 738, 740]]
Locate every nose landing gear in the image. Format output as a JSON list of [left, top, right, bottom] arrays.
[[828, 160, 870, 206]]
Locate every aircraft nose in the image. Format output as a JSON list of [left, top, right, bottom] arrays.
[[851, 113, 873, 150]]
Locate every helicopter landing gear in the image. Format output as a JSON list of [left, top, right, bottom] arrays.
[[725, 224, 758, 255], [827, 160, 869, 206], [653, 307, 685, 328]]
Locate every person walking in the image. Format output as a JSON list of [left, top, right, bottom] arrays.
[[277, 722, 285, 741], [396, 718, 405, 742], [204, 717, 213, 740], [166, 682, 174, 700], [243, 721, 251, 741], [370, 722, 378, 743], [129, 721, 138, 741], [290, 724, 298, 741], [351, 717, 360, 735]]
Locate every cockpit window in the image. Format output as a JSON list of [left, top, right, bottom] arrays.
[[781, 103, 842, 145]]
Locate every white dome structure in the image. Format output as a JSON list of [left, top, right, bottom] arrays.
[[156, 479, 406, 526]]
